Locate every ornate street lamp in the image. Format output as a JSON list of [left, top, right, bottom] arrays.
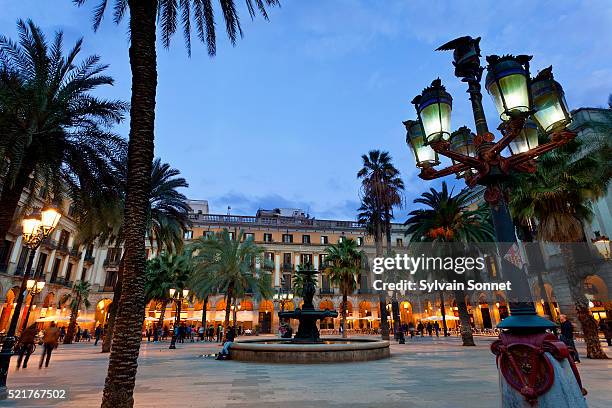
[[412, 78, 453, 144], [20, 278, 46, 332], [404, 120, 439, 168], [0, 205, 61, 393], [168, 287, 189, 349], [403, 36, 586, 405], [530, 66, 572, 133]]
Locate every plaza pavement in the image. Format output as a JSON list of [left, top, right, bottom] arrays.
[[3, 335, 610, 408]]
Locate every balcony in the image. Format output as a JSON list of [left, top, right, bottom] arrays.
[[103, 258, 121, 269], [319, 288, 334, 295], [56, 243, 70, 255], [69, 248, 82, 259], [262, 263, 274, 271], [42, 238, 58, 250], [84, 254, 95, 264], [282, 263, 294, 271], [100, 285, 115, 292]]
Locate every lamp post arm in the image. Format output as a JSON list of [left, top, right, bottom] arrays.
[[431, 141, 482, 167], [419, 163, 471, 180], [486, 117, 527, 157], [507, 130, 576, 167]]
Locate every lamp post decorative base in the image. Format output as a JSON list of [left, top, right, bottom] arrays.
[[492, 332, 587, 407]]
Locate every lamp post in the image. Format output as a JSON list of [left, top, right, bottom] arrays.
[[0, 205, 61, 394], [273, 289, 294, 313], [168, 287, 189, 349], [20, 278, 46, 333], [404, 37, 586, 406]]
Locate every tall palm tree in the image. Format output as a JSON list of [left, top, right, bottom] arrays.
[[189, 229, 272, 341], [405, 182, 494, 346], [508, 138, 610, 359], [323, 238, 363, 339], [73, 3, 279, 405], [75, 158, 190, 353], [60, 281, 92, 344], [357, 150, 403, 340], [0, 19, 127, 252], [145, 252, 192, 334]]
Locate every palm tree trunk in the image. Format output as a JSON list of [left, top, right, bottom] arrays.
[[560, 244, 607, 359], [374, 219, 389, 341], [385, 213, 400, 338], [0, 157, 36, 248], [64, 296, 81, 344], [102, 258, 124, 353], [101, 1, 158, 407], [439, 291, 448, 336], [454, 290, 475, 346], [201, 295, 208, 329], [222, 287, 233, 343], [341, 292, 348, 339], [157, 300, 168, 334]]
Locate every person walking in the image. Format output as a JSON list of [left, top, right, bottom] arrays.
[[59, 326, 66, 342], [417, 321, 424, 337], [198, 325, 205, 341], [75, 325, 81, 342], [216, 324, 222, 343], [434, 321, 440, 337], [16, 324, 38, 369], [559, 315, 580, 363], [94, 324, 102, 346], [39, 321, 60, 368], [426, 322, 433, 336], [408, 322, 415, 339]]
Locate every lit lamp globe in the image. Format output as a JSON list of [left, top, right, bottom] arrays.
[[591, 232, 611, 260], [169, 288, 176, 298], [508, 120, 539, 155], [412, 78, 452, 144], [22, 212, 42, 245], [530, 66, 572, 133], [36, 280, 45, 291], [404, 120, 439, 168], [26, 279, 36, 291], [449, 126, 476, 177], [182, 289, 189, 299], [40, 205, 61, 236], [485, 55, 531, 120]]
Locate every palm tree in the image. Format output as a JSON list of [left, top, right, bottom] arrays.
[[60, 281, 92, 344], [190, 229, 272, 342], [74, 158, 190, 353], [405, 182, 494, 346], [323, 238, 363, 339], [357, 150, 403, 340], [508, 138, 610, 359], [73, 3, 279, 405], [292, 263, 316, 296], [0, 19, 127, 253]]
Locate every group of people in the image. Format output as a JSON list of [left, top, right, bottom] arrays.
[[401, 321, 442, 338], [15, 322, 60, 369], [144, 323, 232, 343]]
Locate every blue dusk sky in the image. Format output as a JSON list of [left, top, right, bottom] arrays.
[[1, 1, 611, 220]]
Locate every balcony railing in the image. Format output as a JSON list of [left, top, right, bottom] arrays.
[[42, 238, 58, 250], [282, 263, 293, 271], [103, 258, 121, 268], [189, 213, 366, 230], [319, 288, 334, 295], [69, 248, 82, 259], [84, 254, 95, 264], [56, 243, 70, 254]]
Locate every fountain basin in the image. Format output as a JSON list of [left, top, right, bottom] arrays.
[[230, 337, 390, 363]]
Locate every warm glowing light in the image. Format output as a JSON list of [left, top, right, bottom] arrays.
[[27, 279, 36, 290], [40, 205, 61, 233], [169, 288, 176, 298]]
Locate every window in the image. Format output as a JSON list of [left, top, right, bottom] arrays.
[[58, 230, 70, 249], [35, 253, 48, 276], [396, 238, 403, 247], [486, 256, 497, 278], [184, 230, 193, 240], [263, 233, 273, 242], [205, 231, 214, 239], [244, 233, 255, 241], [318, 254, 327, 269], [320, 235, 328, 245], [65, 263, 73, 282], [228, 231, 235, 241], [282, 234, 293, 243], [282, 253, 292, 270], [338, 236, 344, 243], [50, 258, 61, 283], [357, 237, 363, 246], [302, 234, 311, 244], [301, 253, 313, 266], [81, 267, 88, 282]]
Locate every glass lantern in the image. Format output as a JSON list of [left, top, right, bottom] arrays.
[[412, 79, 452, 143], [22, 212, 42, 246], [508, 120, 539, 155], [485, 55, 531, 120], [404, 120, 439, 168], [530, 66, 572, 133], [40, 205, 61, 236], [449, 126, 476, 178]]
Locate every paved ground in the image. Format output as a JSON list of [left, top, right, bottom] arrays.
[[3, 335, 611, 408]]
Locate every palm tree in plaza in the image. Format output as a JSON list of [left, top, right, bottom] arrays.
[[189, 229, 272, 342], [357, 150, 404, 340], [75, 158, 190, 352], [0, 19, 127, 252], [323, 238, 364, 339], [404, 182, 494, 346], [145, 251, 193, 334], [508, 138, 610, 359], [60, 281, 92, 344], [73, 2, 279, 404]]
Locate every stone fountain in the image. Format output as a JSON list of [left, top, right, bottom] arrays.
[[230, 269, 390, 363], [278, 269, 337, 343]]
